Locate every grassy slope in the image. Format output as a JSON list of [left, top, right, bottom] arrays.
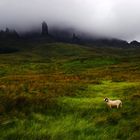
[[0, 41, 140, 140]]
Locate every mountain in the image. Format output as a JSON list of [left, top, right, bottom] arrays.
[[0, 21, 140, 48]]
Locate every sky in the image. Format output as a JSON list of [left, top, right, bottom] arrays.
[[0, 0, 140, 41]]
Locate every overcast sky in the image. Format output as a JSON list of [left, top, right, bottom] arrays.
[[0, 0, 140, 41]]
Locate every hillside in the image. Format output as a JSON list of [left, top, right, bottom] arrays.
[[0, 41, 140, 140]]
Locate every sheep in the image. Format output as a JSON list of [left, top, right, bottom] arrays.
[[104, 98, 122, 109]]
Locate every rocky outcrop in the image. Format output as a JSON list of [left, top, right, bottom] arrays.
[[130, 40, 140, 47], [41, 21, 49, 36], [0, 28, 19, 39], [72, 33, 80, 43]]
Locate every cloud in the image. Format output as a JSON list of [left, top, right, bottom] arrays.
[[0, 0, 140, 41]]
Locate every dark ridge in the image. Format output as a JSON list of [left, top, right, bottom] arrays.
[[50, 27, 73, 42], [130, 40, 140, 47], [92, 38, 129, 47], [0, 21, 139, 48], [0, 46, 19, 54], [0, 28, 19, 40]]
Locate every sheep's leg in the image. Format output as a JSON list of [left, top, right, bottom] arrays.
[[120, 103, 122, 108]]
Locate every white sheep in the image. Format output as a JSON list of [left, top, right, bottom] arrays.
[[104, 98, 122, 109]]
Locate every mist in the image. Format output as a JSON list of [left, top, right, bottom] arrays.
[[0, 0, 140, 41]]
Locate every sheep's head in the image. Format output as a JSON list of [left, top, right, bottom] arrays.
[[104, 98, 109, 102]]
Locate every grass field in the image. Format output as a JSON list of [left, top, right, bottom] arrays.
[[0, 40, 140, 140]]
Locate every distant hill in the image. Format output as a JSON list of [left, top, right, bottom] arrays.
[[0, 21, 140, 48]]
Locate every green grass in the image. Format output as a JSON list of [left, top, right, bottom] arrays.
[[0, 40, 140, 140]]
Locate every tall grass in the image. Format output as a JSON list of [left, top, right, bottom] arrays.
[[0, 41, 140, 139]]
